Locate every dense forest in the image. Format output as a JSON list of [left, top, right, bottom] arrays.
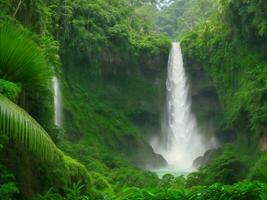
[[0, 0, 266, 199]]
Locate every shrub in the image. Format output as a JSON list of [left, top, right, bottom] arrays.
[[114, 181, 267, 200], [250, 153, 267, 182], [188, 181, 267, 200], [109, 168, 159, 191], [186, 144, 246, 187], [90, 172, 114, 198], [63, 155, 91, 190]]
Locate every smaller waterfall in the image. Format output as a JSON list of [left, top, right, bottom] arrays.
[[53, 76, 62, 127]]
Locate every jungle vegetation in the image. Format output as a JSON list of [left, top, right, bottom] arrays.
[[0, 0, 266, 199]]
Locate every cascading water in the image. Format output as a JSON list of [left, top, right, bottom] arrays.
[[53, 76, 62, 127], [151, 42, 215, 172]]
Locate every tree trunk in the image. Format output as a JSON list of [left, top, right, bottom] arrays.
[[13, 0, 24, 17]]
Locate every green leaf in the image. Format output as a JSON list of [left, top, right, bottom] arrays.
[[0, 93, 61, 161]]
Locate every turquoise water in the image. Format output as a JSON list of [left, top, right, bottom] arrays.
[[153, 168, 190, 178]]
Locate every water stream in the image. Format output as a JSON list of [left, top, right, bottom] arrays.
[[53, 76, 62, 127], [151, 42, 215, 174]]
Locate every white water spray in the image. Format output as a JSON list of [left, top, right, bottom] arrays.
[[151, 42, 215, 172], [53, 76, 62, 127]]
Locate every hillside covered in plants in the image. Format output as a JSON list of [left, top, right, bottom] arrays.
[[0, 0, 267, 200]]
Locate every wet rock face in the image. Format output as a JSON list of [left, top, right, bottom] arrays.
[[193, 156, 206, 169], [193, 148, 222, 169], [183, 56, 223, 139], [118, 134, 168, 169]]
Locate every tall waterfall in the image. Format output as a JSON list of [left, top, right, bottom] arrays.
[[53, 76, 62, 127], [151, 42, 214, 171]]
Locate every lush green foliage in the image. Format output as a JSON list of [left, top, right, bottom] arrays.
[[141, 0, 219, 38], [32, 181, 90, 200], [250, 153, 267, 183], [114, 181, 267, 200], [31, 188, 63, 200], [0, 6, 102, 198], [0, 1, 170, 199], [221, 0, 267, 38], [45, 0, 171, 69], [181, 3, 267, 130], [180, 0, 267, 190], [60, 63, 167, 169], [109, 168, 159, 191], [186, 144, 246, 187], [0, 23, 54, 130], [1, 0, 267, 200]]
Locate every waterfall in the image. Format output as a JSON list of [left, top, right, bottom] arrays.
[[53, 76, 62, 127], [151, 42, 215, 172]]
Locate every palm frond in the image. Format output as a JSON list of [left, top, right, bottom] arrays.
[[0, 93, 60, 160], [0, 25, 52, 90]]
